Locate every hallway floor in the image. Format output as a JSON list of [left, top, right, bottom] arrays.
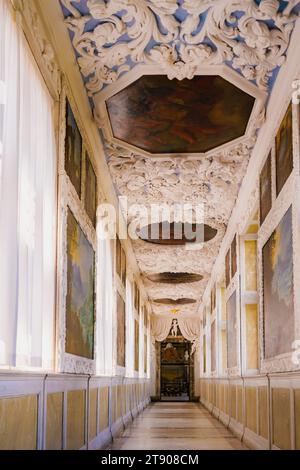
[[108, 402, 248, 450]]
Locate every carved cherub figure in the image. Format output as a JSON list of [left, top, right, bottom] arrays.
[[170, 318, 179, 337]]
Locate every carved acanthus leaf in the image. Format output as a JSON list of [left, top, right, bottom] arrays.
[[61, 0, 299, 94]]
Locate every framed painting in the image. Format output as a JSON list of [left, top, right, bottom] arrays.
[[65, 100, 82, 197], [203, 334, 206, 373], [211, 320, 216, 372], [66, 209, 95, 359], [211, 284, 216, 312], [106, 75, 255, 155], [225, 249, 231, 287], [144, 334, 147, 374], [116, 292, 126, 367], [144, 308, 148, 329], [275, 103, 293, 196], [263, 206, 294, 359], [121, 245, 126, 287], [260, 152, 272, 225], [116, 236, 122, 279], [227, 291, 237, 369], [85, 153, 97, 227], [134, 282, 140, 313], [231, 235, 237, 278], [135, 320, 139, 372]]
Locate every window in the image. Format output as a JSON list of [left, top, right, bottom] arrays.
[[0, 0, 57, 369]]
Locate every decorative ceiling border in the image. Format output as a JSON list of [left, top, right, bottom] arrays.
[[61, 0, 300, 97]]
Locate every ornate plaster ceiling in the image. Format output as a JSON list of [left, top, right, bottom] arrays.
[[60, 0, 300, 317]]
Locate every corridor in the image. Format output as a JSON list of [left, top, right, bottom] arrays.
[[108, 403, 247, 450], [2, 0, 300, 453]]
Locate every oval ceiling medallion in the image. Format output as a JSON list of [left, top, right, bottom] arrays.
[[137, 222, 217, 245], [152, 298, 197, 305], [145, 273, 203, 284]]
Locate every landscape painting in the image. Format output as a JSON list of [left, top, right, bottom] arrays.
[[263, 206, 294, 359], [65, 100, 82, 196], [260, 152, 272, 224], [227, 291, 237, 369], [66, 209, 95, 359], [275, 103, 293, 195], [117, 292, 126, 367], [85, 153, 97, 227]]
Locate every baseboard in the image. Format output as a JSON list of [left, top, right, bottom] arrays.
[[218, 410, 230, 427], [228, 418, 244, 440], [211, 405, 220, 420], [243, 428, 269, 450], [111, 417, 124, 438], [88, 428, 112, 450], [131, 405, 139, 418]]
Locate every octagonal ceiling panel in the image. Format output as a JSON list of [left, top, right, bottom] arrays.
[[106, 75, 255, 154]]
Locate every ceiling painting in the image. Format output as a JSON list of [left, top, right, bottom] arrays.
[[106, 75, 255, 154]]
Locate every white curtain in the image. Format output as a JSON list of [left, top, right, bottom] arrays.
[[96, 223, 114, 376], [0, 0, 57, 369], [151, 315, 201, 348], [178, 318, 201, 343], [151, 316, 173, 342]]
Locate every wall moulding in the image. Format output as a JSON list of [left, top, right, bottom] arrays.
[[14, 0, 61, 99]]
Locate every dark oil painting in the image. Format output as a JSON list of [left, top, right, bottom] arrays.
[[225, 249, 231, 287], [227, 291, 237, 369], [66, 209, 95, 359], [211, 284, 216, 312], [260, 152, 272, 224], [263, 206, 294, 359], [121, 245, 126, 287], [276, 103, 293, 196], [116, 235, 122, 279], [65, 101, 82, 196], [231, 235, 237, 278], [85, 153, 97, 227], [107, 75, 255, 154], [117, 292, 126, 367], [134, 282, 140, 313]]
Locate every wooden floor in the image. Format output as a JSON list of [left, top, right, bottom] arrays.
[[108, 402, 247, 450]]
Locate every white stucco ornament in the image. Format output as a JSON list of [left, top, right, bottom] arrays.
[[61, 0, 299, 94]]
